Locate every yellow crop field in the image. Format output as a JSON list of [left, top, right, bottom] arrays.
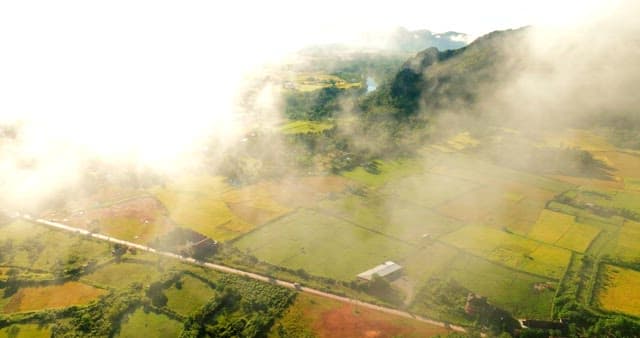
[[151, 175, 255, 241], [542, 129, 615, 152], [555, 223, 600, 252], [527, 210, 600, 252], [518, 245, 572, 278], [441, 225, 571, 279], [612, 220, 640, 262], [222, 183, 291, 225], [597, 265, 640, 317], [527, 210, 574, 244], [625, 178, 640, 191], [2, 282, 106, 314], [599, 151, 640, 179]]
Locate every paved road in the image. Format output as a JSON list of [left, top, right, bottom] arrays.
[[21, 214, 467, 333]]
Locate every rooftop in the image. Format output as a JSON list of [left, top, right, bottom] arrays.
[[357, 261, 403, 281]]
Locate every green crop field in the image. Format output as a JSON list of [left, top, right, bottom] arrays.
[[446, 254, 556, 319], [117, 308, 182, 338], [398, 243, 460, 284], [382, 171, 480, 208], [234, 209, 414, 280], [318, 194, 462, 243], [0, 220, 110, 272], [342, 159, 421, 188], [84, 261, 166, 289]]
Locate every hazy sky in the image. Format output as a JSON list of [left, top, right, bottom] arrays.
[[0, 0, 623, 162]]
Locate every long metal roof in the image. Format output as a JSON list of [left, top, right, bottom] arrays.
[[357, 261, 402, 280]]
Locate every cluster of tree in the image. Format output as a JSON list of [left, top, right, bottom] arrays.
[[481, 138, 613, 180], [180, 276, 295, 338], [284, 85, 362, 120], [150, 228, 218, 260], [412, 278, 519, 335], [50, 290, 142, 337], [553, 191, 640, 222]]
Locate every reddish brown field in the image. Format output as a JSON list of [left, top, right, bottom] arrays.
[[2, 282, 107, 313], [271, 293, 450, 338], [316, 304, 448, 338]]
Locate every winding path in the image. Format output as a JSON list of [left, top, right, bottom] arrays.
[[20, 213, 467, 334]]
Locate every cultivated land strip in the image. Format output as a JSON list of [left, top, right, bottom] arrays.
[[17, 214, 468, 334]]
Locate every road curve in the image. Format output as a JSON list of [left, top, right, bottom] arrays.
[[23, 214, 467, 333]]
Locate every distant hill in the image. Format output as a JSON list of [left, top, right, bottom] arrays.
[[298, 27, 469, 56], [360, 27, 470, 52], [364, 27, 530, 117]]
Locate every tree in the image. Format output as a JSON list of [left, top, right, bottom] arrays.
[[146, 281, 168, 307]]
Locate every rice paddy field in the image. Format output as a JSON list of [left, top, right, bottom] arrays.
[[596, 265, 640, 317], [233, 209, 414, 280], [4, 127, 640, 335]]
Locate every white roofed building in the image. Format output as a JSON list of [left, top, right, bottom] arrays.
[[357, 261, 403, 281]]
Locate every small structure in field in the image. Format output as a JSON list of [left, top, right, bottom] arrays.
[[465, 293, 488, 315], [518, 319, 566, 331], [357, 261, 403, 281]]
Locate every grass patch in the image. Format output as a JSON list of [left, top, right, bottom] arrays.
[[84, 261, 164, 289], [0, 324, 51, 338], [281, 120, 334, 135], [165, 275, 216, 316], [596, 264, 640, 317], [117, 307, 182, 338], [2, 282, 106, 314]]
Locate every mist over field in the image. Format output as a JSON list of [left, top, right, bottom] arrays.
[[2, 1, 640, 337], [0, 1, 628, 209]]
